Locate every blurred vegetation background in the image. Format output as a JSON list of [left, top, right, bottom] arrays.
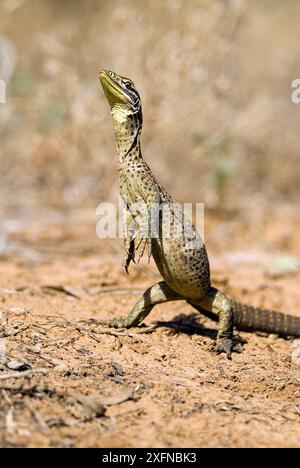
[[0, 0, 299, 255]]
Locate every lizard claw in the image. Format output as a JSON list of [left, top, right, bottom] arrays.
[[122, 257, 134, 274], [136, 238, 152, 263], [122, 261, 129, 274], [214, 338, 234, 360], [213, 338, 243, 359], [122, 240, 136, 273], [137, 238, 147, 262], [147, 239, 152, 262]]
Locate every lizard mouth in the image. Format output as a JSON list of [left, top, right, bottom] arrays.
[[99, 70, 135, 106]]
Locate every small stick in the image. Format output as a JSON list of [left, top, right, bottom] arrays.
[[0, 368, 50, 381], [68, 322, 101, 343], [3, 325, 30, 338], [78, 320, 157, 336], [26, 401, 48, 432], [26, 349, 67, 369], [94, 288, 146, 296]]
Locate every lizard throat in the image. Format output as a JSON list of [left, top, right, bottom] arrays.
[[111, 107, 142, 164]]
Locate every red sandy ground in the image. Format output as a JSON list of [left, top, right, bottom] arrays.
[[0, 210, 299, 448]]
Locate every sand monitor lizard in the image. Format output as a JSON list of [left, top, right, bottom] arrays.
[[98, 70, 300, 358]]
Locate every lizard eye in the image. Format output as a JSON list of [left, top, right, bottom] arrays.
[[124, 81, 132, 89]]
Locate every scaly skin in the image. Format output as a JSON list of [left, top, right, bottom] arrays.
[[98, 70, 300, 359]]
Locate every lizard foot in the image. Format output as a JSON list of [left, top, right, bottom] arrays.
[[213, 338, 243, 360], [214, 338, 234, 360]]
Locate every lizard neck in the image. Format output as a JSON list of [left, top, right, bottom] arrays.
[[111, 105, 143, 166]]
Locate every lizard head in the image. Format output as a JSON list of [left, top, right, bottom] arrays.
[[99, 70, 141, 120]]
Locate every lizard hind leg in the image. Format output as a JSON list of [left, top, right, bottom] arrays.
[[188, 287, 234, 359], [97, 281, 182, 329]]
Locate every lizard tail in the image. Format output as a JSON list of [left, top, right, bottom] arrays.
[[232, 301, 300, 337]]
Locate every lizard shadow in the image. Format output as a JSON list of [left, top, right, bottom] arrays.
[[154, 313, 218, 340], [152, 313, 245, 346]]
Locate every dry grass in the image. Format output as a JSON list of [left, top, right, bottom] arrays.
[[0, 0, 300, 214]]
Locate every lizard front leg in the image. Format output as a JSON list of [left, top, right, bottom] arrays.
[[122, 209, 137, 273], [137, 189, 161, 261], [97, 281, 182, 328]]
